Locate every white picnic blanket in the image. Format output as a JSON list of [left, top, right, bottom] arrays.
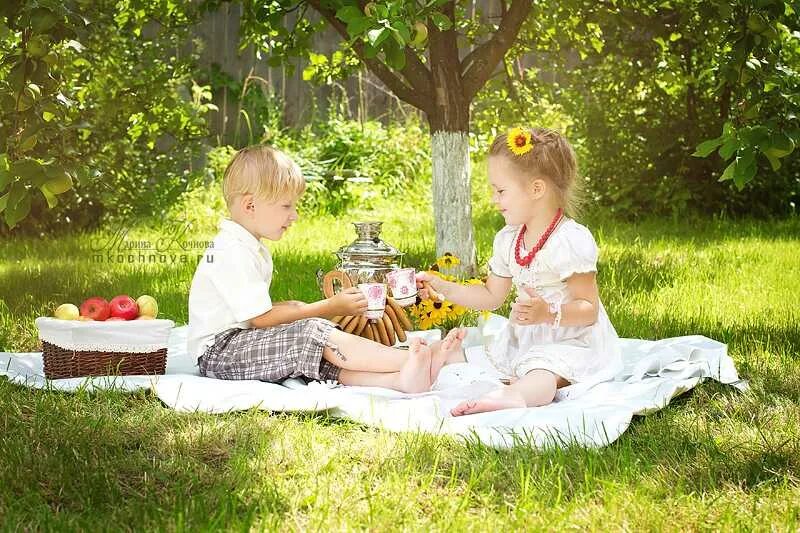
[[0, 315, 746, 449]]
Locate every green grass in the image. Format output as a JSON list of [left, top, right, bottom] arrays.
[[1, 174, 799, 529]]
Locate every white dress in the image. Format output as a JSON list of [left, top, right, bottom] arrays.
[[485, 218, 622, 384]]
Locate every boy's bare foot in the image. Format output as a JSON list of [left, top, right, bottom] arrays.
[[396, 338, 433, 393], [430, 328, 467, 382], [450, 386, 526, 416]]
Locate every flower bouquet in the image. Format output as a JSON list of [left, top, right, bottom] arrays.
[[408, 253, 489, 333]]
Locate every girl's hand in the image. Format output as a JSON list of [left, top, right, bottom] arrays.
[[510, 286, 551, 326], [415, 271, 445, 302]]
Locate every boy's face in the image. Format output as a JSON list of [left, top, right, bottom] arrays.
[[488, 156, 540, 226], [249, 193, 300, 240]]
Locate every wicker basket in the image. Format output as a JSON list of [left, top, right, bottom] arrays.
[[35, 317, 174, 379]]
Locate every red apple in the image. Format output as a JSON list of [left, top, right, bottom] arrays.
[[105, 316, 126, 321], [109, 295, 139, 320], [80, 297, 111, 321]]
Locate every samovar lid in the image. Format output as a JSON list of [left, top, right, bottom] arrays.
[[335, 221, 404, 260]]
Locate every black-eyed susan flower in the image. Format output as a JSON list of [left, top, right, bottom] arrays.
[[435, 253, 460, 270], [507, 127, 533, 156]]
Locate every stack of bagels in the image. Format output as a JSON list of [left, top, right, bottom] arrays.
[[322, 270, 414, 346]]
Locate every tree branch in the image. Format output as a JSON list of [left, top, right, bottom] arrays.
[[306, 0, 433, 113], [460, 0, 531, 102]]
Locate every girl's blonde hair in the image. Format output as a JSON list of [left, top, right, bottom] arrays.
[[222, 145, 305, 209], [489, 127, 582, 217]]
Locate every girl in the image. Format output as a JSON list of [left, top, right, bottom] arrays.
[[419, 127, 622, 416]]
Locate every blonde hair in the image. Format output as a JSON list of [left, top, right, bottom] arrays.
[[222, 145, 305, 209], [489, 127, 582, 217]]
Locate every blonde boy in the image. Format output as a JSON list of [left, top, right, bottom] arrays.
[[188, 145, 463, 391]]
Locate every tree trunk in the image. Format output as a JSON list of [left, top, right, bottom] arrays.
[[430, 130, 476, 276], [426, 1, 477, 276]]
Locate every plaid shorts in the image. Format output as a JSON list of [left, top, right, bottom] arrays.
[[198, 318, 340, 382]]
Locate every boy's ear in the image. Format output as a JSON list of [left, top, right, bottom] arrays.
[[240, 193, 255, 213]]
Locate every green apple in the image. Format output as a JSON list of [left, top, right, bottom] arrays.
[[136, 294, 159, 318], [411, 21, 428, 47], [54, 303, 80, 320]]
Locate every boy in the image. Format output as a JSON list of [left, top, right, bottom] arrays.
[[188, 145, 463, 392]]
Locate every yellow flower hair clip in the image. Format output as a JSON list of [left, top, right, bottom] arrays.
[[507, 127, 533, 156]]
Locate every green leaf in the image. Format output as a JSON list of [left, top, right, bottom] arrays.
[[367, 27, 389, 47], [719, 160, 736, 182], [384, 40, 406, 70], [347, 17, 372, 37], [335, 6, 363, 24], [764, 151, 781, 171], [40, 184, 58, 208], [363, 43, 379, 59], [43, 171, 73, 194], [764, 132, 795, 158], [10, 158, 47, 186], [429, 12, 452, 31], [733, 150, 757, 189], [4, 184, 31, 229], [392, 21, 411, 44], [692, 137, 723, 157], [718, 137, 740, 160], [0, 154, 10, 191]]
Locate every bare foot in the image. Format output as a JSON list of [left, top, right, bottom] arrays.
[[450, 386, 526, 416], [430, 328, 467, 382], [396, 337, 433, 393]]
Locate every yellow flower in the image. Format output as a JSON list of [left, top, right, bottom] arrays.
[[419, 298, 451, 322], [435, 253, 460, 269], [419, 312, 438, 330], [450, 304, 467, 317], [465, 278, 484, 285], [507, 127, 533, 156]]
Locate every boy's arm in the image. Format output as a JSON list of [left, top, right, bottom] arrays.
[[248, 288, 368, 328], [249, 300, 331, 328], [419, 273, 512, 311]]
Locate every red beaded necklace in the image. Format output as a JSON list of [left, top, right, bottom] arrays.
[[514, 208, 564, 267]]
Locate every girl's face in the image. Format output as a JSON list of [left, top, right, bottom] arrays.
[[488, 155, 538, 226]]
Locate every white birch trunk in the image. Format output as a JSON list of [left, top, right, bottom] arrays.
[[431, 130, 476, 275]]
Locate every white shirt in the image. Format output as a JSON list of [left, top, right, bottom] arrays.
[[187, 219, 274, 360]]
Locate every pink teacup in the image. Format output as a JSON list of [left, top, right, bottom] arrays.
[[357, 283, 387, 320], [386, 268, 417, 307]]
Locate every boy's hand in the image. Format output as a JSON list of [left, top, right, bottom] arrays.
[[510, 286, 551, 325], [415, 271, 445, 302], [327, 287, 368, 317]]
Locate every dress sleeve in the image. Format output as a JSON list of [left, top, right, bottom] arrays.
[[487, 226, 516, 278], [554, 224, 599, 280]]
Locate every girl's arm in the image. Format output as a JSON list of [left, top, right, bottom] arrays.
[[417, 272, 512, 311], [511, 272, 600, 327]]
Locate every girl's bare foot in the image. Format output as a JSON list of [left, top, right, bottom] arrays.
[[450, 386, 526, 416], [430, 328, 467, 382], [396, 337, 433, 393]]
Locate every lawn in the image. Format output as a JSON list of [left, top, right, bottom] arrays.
[[1, 176, 799, 529]]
